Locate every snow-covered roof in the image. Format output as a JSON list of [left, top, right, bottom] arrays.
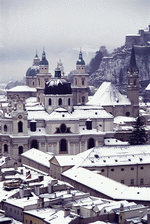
[[47, 108, 78, 121], [62, 166, 150, 201], [7, 85, 37, 93], [24, 208, 77, 224], [114, 116, 135, 125], [145, 83, 150, 91], [21, 148, 53, 168], [80, 145, 150, 167], [87, 82, 131, 106], [73, 106, 113, 119], [104, 138, 129, 146]]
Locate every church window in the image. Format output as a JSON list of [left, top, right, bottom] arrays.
[[4, 125, 7, 132], [126, 111, 130, 117], [18, 146, 23, 155], [60, 123, 67, 133], [75, 78, 77, 85], [30, 139, 38, 149], [4, 144, 8, 153], [134, 79, 136, 86], [68, 98, 70, 106], [82, 78, 85, 85], [49, 98, 52, 105], [88, 138, 95, 149], [59, 139, 67, 153], [18, 121, 23, 133], [128, 79, 130, 85], [30, 121, 36, 132], [58, 98, 62, 106]]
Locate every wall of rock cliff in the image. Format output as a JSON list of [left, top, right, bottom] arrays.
[[88, 46, 150, 91]]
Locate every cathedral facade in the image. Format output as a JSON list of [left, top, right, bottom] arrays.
[[0, 51, 114, 161]]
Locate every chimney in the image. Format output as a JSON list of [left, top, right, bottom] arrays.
[[34, 186, 40, 196], [48, 183, 52, 193], [19, 188, 24, 198], [64, 208, 70, 217]]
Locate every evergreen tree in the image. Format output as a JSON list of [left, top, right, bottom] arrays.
[[129, 115, 148, 145]]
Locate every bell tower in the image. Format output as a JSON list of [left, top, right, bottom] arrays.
[[127, 47, 139, 117], [72, 50, 89, 105]]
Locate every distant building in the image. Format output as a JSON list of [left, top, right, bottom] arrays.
[[125, 24, 150, 48], [87, 47, 139, 118], [72, 50, 89, 105], [0, 51, 114, 161]]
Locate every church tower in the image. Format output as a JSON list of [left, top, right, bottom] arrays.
[[72, 50, 89, 105], [127, 47, 139, 117]]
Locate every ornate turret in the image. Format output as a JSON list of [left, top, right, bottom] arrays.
[[44, 66, 73, 114], [39, 49, 49, 73], [127, 47, 139, 117], [72, 50, 89, 105], [26, 51, 40, 77]]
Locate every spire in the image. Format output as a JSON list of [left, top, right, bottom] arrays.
[[76, 49, 85, 66], [130, 47, 137, 68], [34, 50, 39, 58], [79, 48, 83, 60]]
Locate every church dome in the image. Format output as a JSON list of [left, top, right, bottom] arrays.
[[44, 67, 72, 95], [76, 50, 85, 66], [26, 65, 39, 77], [39, 50, 49, 66]]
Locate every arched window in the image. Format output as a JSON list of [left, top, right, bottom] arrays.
[[58, 98, 62, 106], [60, 123, 67, 133], [68, 98, 70, 106], [60, 139, 67, 153], [75, 78, 77, 85], [88, 138, 95, 149], [134, 79, 136, 86], [82, 78, 85, 85], [4, 125, 7, 132], [18, 121, 23, 133], [49, 98, 52, 105], [4, 144, 8, 153], [30, 139, 38, 149], [18, 146, 23, 155]]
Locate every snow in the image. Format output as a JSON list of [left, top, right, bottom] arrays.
[[73, 105, 113, 119], [62, 166, 150, 201], [21, 148, 53, 168], [104, 138, 129, 146], [7, 85, 36, 92], [87, 82, 131, 106], [80, 145, 150, 167], [114, 116, 135, 125]]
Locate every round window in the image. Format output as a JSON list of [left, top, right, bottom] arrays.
[[60, 124, 67, 133]]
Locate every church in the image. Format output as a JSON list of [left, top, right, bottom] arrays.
[[0, 50, 114, 161]]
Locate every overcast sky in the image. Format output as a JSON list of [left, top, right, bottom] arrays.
[[0, 0, 149, 83]]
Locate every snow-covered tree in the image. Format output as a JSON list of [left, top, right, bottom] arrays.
[[129, 115, 148, 145]]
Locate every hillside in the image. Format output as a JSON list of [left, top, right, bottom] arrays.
[[88, 45, 150, 90]]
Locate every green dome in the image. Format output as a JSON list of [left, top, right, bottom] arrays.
[[76, 51, 85, 66], [39, 50, 49, 66], [26, 66, 39, 77]]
